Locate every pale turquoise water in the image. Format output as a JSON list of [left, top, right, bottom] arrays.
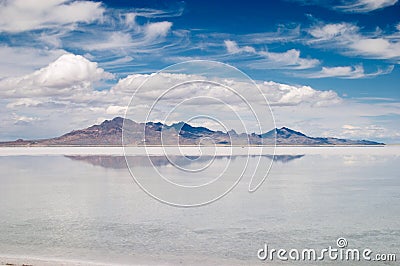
[[0, 148, 399, 265]]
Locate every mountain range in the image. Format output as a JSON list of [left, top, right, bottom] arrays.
[[0, 117, 384, 146]]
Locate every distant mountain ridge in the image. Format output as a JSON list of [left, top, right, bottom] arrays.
[[0, 117, 384, 146]]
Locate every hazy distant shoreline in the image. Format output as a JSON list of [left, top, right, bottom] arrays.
[[0, 145, 395, 157]]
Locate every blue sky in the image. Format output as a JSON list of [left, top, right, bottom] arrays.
[[0, 0, 399, 142]]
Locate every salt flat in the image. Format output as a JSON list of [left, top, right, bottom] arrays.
[[0, 145, 396, 156]]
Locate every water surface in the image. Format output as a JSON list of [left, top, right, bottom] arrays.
[[0, 147, 399, 265]]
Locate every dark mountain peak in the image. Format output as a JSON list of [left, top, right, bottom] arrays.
[[97, 116, 125, 128], [168, 121, 214, 134], [277, 127, 307, 137], [259, 128, 275, 138], [112, 116, 124, 123], [260, 127, 306, 139], [146, 121, 163, 126], [106, 116, 124, 124], [145, 121, 164, 131], [169, 121, 186, 130], [227, 129, 238, 136]]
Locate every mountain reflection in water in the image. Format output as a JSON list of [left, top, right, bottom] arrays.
[[64, 154, 305, 169]]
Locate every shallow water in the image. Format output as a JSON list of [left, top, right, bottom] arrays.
[[0, 147, 399, 265]]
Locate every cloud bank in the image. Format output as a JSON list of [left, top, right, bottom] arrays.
[[1, 53, 398, 142], [0, 0, 104, 32]]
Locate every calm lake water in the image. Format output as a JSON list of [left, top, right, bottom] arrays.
[[0, 147, 399, 265]]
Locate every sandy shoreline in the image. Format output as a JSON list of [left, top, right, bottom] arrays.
[[0, 255, 127, 266], [0, 255, 259, 266]]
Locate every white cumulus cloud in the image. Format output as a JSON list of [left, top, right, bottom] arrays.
[[260, 81, 341, 106], [145, 21, 173, 40], [0, 0, 104, 32], [0, 46, 67, 77], [224, 40, 256, 54], [111, 72, 341, 108], [0, 53, 114, 97], [106, 105, 127, 115]]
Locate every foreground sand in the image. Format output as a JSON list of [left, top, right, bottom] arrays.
[[0, 256, 112, 266], [0, 255, 267, 266]]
